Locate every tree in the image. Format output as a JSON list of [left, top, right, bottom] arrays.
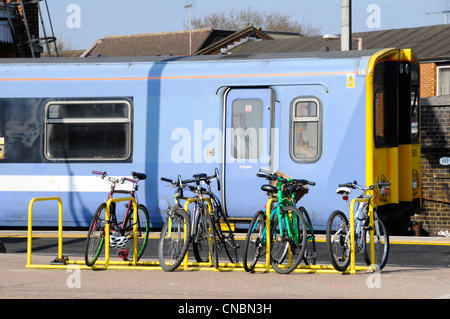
[[184, 7, 321, 36]]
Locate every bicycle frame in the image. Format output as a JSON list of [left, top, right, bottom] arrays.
[[182, 196, 213, 268], [348, 197, 376, 273], [104, 197, 138, 268]]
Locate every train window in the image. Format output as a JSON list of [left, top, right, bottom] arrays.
[[291, 98, 321, 162], [231, 99, 263, 159], [373, 62, 398, 147], [374, 89, 386, 144], [45, 100, 131, 161]]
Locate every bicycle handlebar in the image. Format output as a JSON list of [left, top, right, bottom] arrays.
[[257, 169, 316, 186], [338, 180, 391, 191], [161, 168, 221, 193], [92, 170, 139, 186]]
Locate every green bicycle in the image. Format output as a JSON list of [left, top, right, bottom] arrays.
[[243, 169, 315, 274]]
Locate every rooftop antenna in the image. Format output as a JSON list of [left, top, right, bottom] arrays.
[[426, 6, 450, 24]]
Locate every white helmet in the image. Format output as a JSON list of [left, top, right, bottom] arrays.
[[110, 235, 129, 249]]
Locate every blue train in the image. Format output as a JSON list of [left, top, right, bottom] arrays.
[[0, 48, 421, 234]]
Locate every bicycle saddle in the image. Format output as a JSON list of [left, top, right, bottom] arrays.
[[193, 173, 207, 179], [261, 184, 277, 194], [131, 172, 147, 180], [336, 187, 352, 196]]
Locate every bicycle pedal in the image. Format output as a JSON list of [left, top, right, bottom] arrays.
[[118, 249, 129, 260], [235, 244, 240, 249], [363, 226, 373, 231]]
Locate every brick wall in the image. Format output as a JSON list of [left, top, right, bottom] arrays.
[[414, 96, 450, 235], [420, 63, 437, 98]]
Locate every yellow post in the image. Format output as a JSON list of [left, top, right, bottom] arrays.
[[104, 197, 137, 268], [27, 197, 63, 267], [132, 200, 138, 266], [105, 199, 111, 268], [368, 204, 376, 272], [183, 198, 196, 269], [349, 197, 370, 274], [265, 197, 277, 272]]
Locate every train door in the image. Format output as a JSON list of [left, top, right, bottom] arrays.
[[223, 88, 275, 217]]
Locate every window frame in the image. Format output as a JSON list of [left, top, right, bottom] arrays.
[[44, 99, 132, 162], [437, 65, 450, 96], [289, 96, 322, 164], [230, 98, 264, 160]]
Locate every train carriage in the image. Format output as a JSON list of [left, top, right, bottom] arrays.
[[0, 48, 420, 233]]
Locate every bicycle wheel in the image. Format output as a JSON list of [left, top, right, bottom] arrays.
[[212, 207, 239, 264], [363, 216, 389, 270], [243, 210, 266, 272], [326, 210, 350, 272], [270, 205, 307, 274], [192, 203, 218, 267], [299, 206, 316, 265], [158, 207, 191, 271], [85, 203, 107, 266], [123, 204, 150, 261]]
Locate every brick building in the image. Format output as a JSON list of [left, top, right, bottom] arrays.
[[416, 95, 450, 235]]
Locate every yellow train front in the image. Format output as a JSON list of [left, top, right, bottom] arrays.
[[365, 48, 421, 234]]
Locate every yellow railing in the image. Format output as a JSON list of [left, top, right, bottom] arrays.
[[104, 197, 138, 267], [25, 196, 375, 273], [182, 197, 213, 269], [349, 197, 375, 273], [27, 197, 63, 268]]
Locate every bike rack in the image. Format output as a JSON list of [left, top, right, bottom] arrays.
[[26, 197, 64, 269], [182, 197, 214, 269], [256, 197, 376, 274], [25, 196, 164, 270], [25, 196, 375, 273]]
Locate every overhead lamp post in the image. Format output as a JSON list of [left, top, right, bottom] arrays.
[[184, 4, 192, 55]]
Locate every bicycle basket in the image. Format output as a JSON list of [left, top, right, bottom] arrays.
[[270, 171, 309, 202]]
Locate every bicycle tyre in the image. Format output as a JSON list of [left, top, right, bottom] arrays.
[[193, 210, 218, 267], [299, 206, 316, 265], [85, 203, 107, 266], [204, 212, 218, 267], [243, 210, 266, 272], [192, 203, 211, 263], [123, 204, 150, 261], [326, 210, 350, 272], [158, 207, 191, 272], [270, 205, 307, 274], [212, 208, 239, 264], [362, 216, 389, 270]]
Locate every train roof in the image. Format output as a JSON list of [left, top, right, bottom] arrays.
[[0, 49, 384, 65]]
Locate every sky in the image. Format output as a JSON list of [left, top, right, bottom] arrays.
[[43, 0, 450, 50]]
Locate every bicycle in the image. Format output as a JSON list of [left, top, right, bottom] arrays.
[[189, 169, 239, 264], [243, 169, 315, 274], [85, 171, 150, 267], [158, 175, 192, 271], [326, 180, 390, 272]]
